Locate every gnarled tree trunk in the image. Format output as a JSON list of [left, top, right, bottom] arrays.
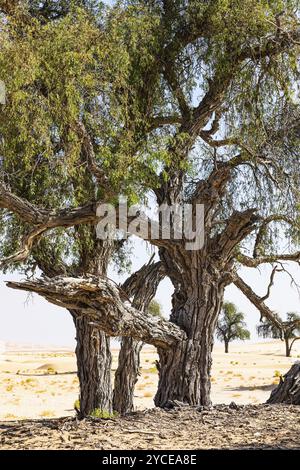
[[113, 338, 143, 414], [70, 239, 114, 418], [71, 312, 112, 417], [267, 363, 300, 405], [113, 260, 165, 414], [155, 250, 226, 407]]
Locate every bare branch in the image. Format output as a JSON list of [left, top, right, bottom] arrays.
[[261, 265, 280, 301], [0, 183, 173, 267], [213, 209, 260, 259], [253, 215, 298, 258], [75, 122, 110, 188], [237, 252, 300, 268], [0, 225, 48, 268], [6, 276, 186, 349], [0, 181, 50, 225], [162, 63, 191, 119], [190, 27, 300, 137], [199, 133, 238, 148], [231, 272, 283, 329], [122, 258, 165, 311]]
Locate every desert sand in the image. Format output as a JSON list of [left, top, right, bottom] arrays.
[[0, 339, 299, 421], [2, 404, 300, 450]]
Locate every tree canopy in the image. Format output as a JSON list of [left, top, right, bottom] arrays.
[[257, 311, 300, 356], [1, 0, 300, 409], [1, 1, 299, 273]]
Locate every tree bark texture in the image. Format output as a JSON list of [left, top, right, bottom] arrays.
[[72, 312, 112, 417], [154, 249, 226, 408], [113, 337, 143, 415], [6, 275, 186, 348], [267, 363, 300, 405], [113, 260, 165, 414], [34, 240, 115, 418]]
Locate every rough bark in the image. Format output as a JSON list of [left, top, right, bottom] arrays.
[[113, 338, 143, 415], [154, 248, 227, 408], [6, 275, 186, 348], [71, 312, 112, 417], [1, 6, 299, 419], [152, 163, 254, 408], [232, 272, 284, 330], [113, 260, 165, 414], [267, 363, 300, 405], [34, 240, 115, 418]]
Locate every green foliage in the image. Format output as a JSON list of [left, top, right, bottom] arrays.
[[0, 0, 300, 274], [148, 299, 163, 318], [74, 399, 118, 419], [89, 408, 118, 419], [0, 2, 142, 271], [257, 312, 300, 340], [74, 399, 80, 411], [216, 302, 250, 347]]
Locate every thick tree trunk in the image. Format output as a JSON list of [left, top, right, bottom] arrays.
[[113, 338, 143, 414], [267, 363, 300, 405], [72, 313, 112, 418], [113, 260, 165, 414], [155, 271, 225, 408]]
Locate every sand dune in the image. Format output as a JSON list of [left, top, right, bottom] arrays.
[[0, 339, 299, 421]]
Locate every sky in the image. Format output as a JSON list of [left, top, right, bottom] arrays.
[[0, 236, 299, 349], [0, 0, 299, 349]]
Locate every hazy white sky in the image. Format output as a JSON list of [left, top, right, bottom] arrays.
[[0, 236, 299, 348], [0, 0, 299, 349]]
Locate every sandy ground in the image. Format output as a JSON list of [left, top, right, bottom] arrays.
[[1, 404, 299, 449], [0, 339, 299, 421]]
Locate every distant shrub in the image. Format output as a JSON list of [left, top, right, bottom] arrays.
[[4, 413, 17, 419], [89, 409, 118, 419], [74, 399, 80, 411], [40, 410, 55, 418], [74, 400, 118, 419]]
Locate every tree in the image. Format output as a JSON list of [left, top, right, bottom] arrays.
[[216, 302, 250, 353], [257, 312, 300, 357], [149, 299, 163, 318], [113, 261, 165, 414], [0, 0, 165, 417], [1, 1, 300, 411], [267, 362, 300, 405]]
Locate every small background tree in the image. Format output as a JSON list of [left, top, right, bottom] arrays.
[[216, 302, 250, 353], [148, 299, 163, 318], [257, 312, 300, 357]]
